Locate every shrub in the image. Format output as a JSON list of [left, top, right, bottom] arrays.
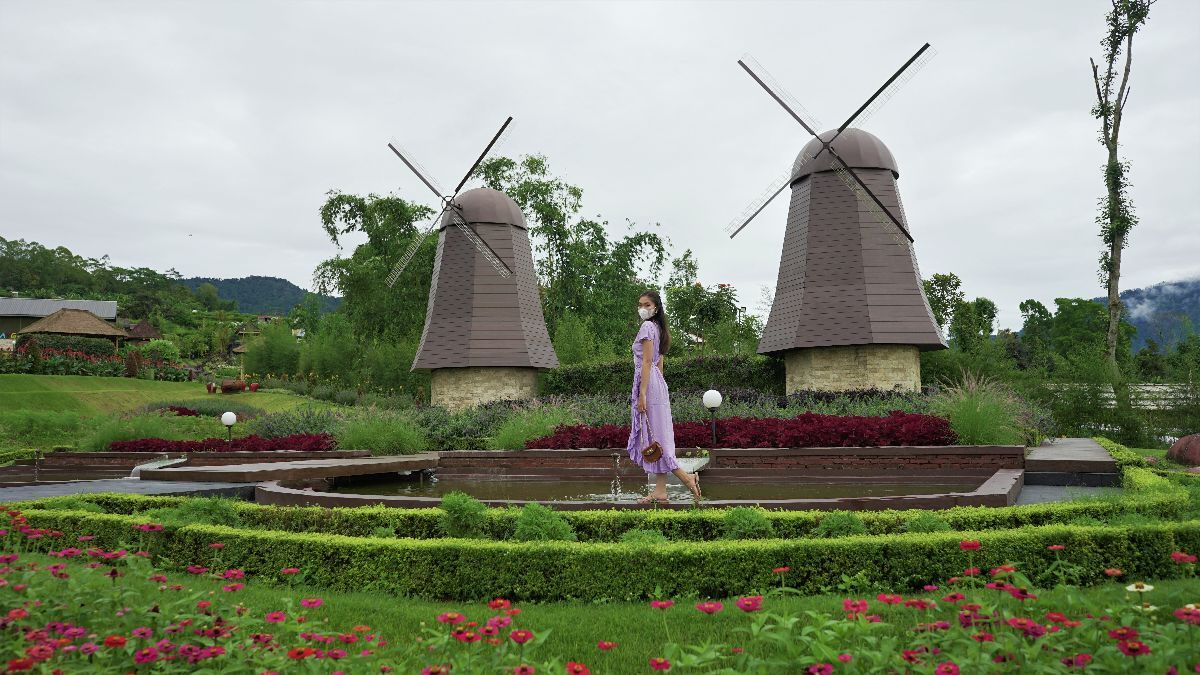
[[334, 414, 427, 455], [78, 413, 222, 451], [440, 491, 488, 538], [141, 497, 243, 527], [145, 400, 265, 420], [15, 333, 116, 357], [107, 433, 336, 453], [722, 507, 775, 540], [489, 406, 578, 450], [310, 385, 335, 401], [32, 497, 104, 513], [511, 503, 577, 542], [931, 373, 1028, 446], [333, 389, 359, 406], [528, 411, 957, 449], [619, 528, 669, 545], [0, 410, 87, 449], [902, 511, 952, 533], [542, 353, 785, 397], [812, 511, 868, 538], [247, 408, 343, 438], [135, 339, 181, 363]]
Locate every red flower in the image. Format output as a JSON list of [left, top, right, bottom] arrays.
[[1104, 568, 1123, 577], [437, 612, 465, 625], [962, 567, 980, 577], [1047, 544, 1065, 551], [5, 659, 34, 672], [695, 601, 723, 615], [1108, 626, 1139, 641], [451, 629, 479, 643], [103, 635, 127, 648], [512, 666, 535, 675], [837, 654, 853, 663], [288, 647, 316, 660], [876, 594, 903, 605], [959, 540, 981, 551], [280, 567, 301, 575], [488, 598, 512, 610], [597, 641, 618, 651], [807, 665, 832, 675], [942, 593, 965, 603], [935, 663, 960, 675], [300, 598, 323, 608], [1171, 551, 1198, 564], [773, 566, 790, 574], [1062, 654, 1093, 668], [649, 657, 671, 671], [990, 564, 1016, 576], [843, 599, 869, 614], [566, 663, 590, 675], [1118, 640, 1151, 657], [509, 629, 534, 645], [650, 600, 674, 610], [904, 599, 935, 610], [735, 596, 763, 612], [1174, 607, 1200, 625]]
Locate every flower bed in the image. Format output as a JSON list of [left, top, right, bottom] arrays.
[[529, 411, 957, 449], [106, 433, 336, 453]]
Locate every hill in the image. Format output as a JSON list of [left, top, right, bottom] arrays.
[[1095, 277, 1200, 352], [179, 276, 341, 316]]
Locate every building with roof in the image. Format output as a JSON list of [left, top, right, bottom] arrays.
[[17, 308, 129, 343], [0, 298, 118, 336], [126, 321, 163, 344]]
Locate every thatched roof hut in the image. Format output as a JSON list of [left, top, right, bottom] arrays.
[[127, 321, 163, 343], [19, 308, 129, 341]]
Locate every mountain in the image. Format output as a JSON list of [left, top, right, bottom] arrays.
[[179, 276, 341, 316], [1094, 278, 1200, 352]]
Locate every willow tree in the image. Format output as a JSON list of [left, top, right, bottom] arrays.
[[1090, 0, 1153, 372]]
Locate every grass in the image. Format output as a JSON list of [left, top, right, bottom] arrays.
[[15, 549, 1199, 672]]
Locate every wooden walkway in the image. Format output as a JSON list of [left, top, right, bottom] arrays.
[[138, 454, 440, 483], [1025, 438, 1119, 487]]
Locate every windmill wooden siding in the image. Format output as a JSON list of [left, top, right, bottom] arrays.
[[758, 129, 945, 356], [412, 188, 558, 371]]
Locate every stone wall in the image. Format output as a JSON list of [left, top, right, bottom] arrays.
[[784, 344, 920, 393], [431, 366, 539, 411]]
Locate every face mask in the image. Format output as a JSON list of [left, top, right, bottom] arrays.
[[638, 306, 656, 321]]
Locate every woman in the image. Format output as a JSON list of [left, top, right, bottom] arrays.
[[626, 291, 702, 504]]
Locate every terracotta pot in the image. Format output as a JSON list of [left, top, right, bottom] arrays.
[[205, 382, 215, 394]]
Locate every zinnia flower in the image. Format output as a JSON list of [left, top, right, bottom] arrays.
[[509, 629, 534, 644], [876, 594, 903, 605], [1171, 551, 1197, 564], [133, 647, 158, 664], [842, 599, 868, 614], [736, 596, 763, 612], [437, 612, 465, 625], [513, 666, 535, 675], [650, 600, 674, 610], [597, 641, 618, 651], [695, 601, 723, 614], [1104, 568, 1123, 577], [265, 611, 286, 623], [280, 567, 301, 575], [1117, 640, 1151, 657], [565, 663, 590, 675], [488, 598, 512, 610], [1047, 544, 1065, 551], [935, 663, 960, 675], [1125, 582, 1154, 593], [649, 657, 671, 671], [300, 598, 323, 608], [103, 636, 127, 648], [959, 540, 980, 551], [1061, 654, 1093, 668], [806, 665, 832, 675], [773, 566, 790, 574]]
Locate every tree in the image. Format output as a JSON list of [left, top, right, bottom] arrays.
[[1090, 0, 1153, 370], [664, 250, 759, 355], [948, 297, 997, 353], [194, 282, 222, 311], [1018, 299, 1055, 372], [922, 273, 963, 334]]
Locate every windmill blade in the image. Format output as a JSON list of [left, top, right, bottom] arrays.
[[385, 206, 447, 287], [449, 208, 513, 278], [452, 116, 513, 196], [835, 43, 935, 134], [738, 55, 823, 137], [387, 142, 447, 201], [726, 168, 793, 238], [827, 152, 914, 243]]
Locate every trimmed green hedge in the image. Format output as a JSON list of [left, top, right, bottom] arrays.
[[15, 333, 117, 357], [16, 508, 1200, 601], [0, 448, 37, 466], [541, 353, 784, 397], [10, 487, 1189, 543]]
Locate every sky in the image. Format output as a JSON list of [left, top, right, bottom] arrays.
[[1, 0, 1197, 331]]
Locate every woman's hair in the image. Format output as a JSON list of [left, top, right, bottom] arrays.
[[639, 290, 671, 355]]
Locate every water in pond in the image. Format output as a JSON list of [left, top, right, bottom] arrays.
[[328, 476, 982, 503]]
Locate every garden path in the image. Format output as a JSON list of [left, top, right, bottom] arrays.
[[1025, 438, 1120, 487], [0, 479, 253, 501]]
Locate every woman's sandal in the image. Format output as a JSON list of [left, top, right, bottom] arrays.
[[637, 495, 669, 505]]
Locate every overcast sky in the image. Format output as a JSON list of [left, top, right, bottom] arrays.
[[2, 0, 1197, 330]]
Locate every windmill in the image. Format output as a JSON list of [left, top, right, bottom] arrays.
[[728, 44, 947, 393], [386, 117, 558, 410]]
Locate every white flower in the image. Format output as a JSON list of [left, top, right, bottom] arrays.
[[1132, 603, 1158, 613], [1125, 582, 1154, 593]]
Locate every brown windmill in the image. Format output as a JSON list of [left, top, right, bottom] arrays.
[[728, 45, 946, 393], [385, 118, 558, 410]]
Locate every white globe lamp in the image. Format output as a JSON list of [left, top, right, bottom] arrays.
[[702, 389, 723, 448], [221, 411, 237, 443]]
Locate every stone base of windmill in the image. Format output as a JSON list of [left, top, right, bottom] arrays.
[[783, 345, 920, 393], [430, 367, 539, 411]]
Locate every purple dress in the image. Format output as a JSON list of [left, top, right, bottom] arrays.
[[626, 320, 679, 474]]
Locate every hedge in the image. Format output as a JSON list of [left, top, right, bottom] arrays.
[[541, 353, 785, 397], [10, 486, 1189, 543], [16, 508, 1200, 601], [0, 448, 37, 466], [14, 333, 117, 357]]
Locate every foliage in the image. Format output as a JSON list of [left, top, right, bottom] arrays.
[[439, 491, 489, 539], [902, 511, 952, 533], [140, 497, 244, 527], [921, 272, 963, 333], [931, 372, 1030, 446], [812, 511, 868, 538], [106, 433, 337, 453], [619, 528, 669, 545], [721, 507, 775, 540], [242, 321, 300, 377], [180, 275, 339, 315], [142, 399, 264, 420], [77, 413, 225, 451], [488, 406, 578, 450], [664, 250, 761, 355], [948, 296, 997, 353], [529, 411, 957, 449], [333, 413, 427, 455], [551, 310, 614, 365], [542, 353, 785, 397], [132, 338, 181, 363], [0, 410, 88, 452], [14, 333, 116, 357], [511, 502, 578, 542]]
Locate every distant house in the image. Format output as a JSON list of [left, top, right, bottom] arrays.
[[126, 321, 163, 344], [17, 308, 129, 344], [0, 298, 118, 335]]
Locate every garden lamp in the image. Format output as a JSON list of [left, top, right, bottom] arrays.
[[221, 411, 237, 443], [702, 389, 723, 448]]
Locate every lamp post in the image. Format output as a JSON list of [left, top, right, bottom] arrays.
[[221, 411, 237, 444], [702, 389, 723, 448]]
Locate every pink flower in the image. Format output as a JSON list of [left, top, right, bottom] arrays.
[[773, 566, 790, 574], [597, 641, 618, 651], [437, 612, 465, 625], [1047, 544, 1065, 551], [300, 598, 323, 608], [649, 657, 671, 671], [806, 665, 832, 675], [1118, 640, 1151, 657], [280, 567, 301, 575], [265, 612, 286, 623], [133, 647, 158, 664], [185, 565, 208, 575], [959, 540, 980, 551], [488, 598, 512, 610], [220, 569, 244, 579], [487, 615, 512, 629], [209, 542, 225, 549], [513, 666, 536, 675], [837, 654, 853, 663], [222, 583, 244, 592], [695, 601, 723, 614], [650, 600, 674, 610], [1171, 551, 1197, 564], [876, 594, 903, 605], [736, 596, 763, 612], [509, 629, 534, 645], [842, 599, 868, 614], [935, 663, 960, 675], [131, 627, 152, 639], [1062, 654, 1094, 668]]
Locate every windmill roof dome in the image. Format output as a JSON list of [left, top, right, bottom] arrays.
[[441, 187, 527, 230], [791, 128, 899, 181]]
